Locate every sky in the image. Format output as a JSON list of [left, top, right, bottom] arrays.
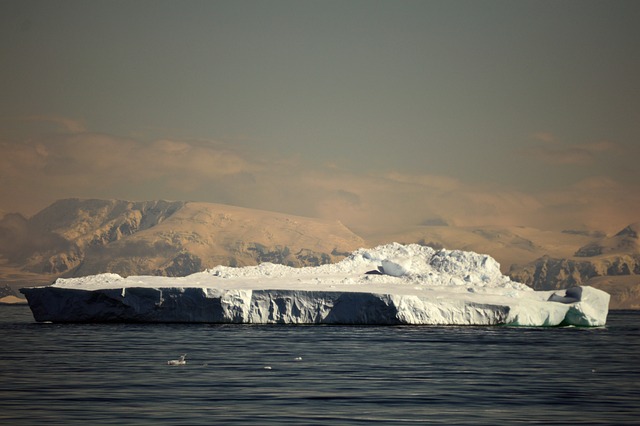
[[1, 0, 639, 236]]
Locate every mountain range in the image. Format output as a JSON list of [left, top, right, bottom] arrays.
[[1, 198, 638, 309]]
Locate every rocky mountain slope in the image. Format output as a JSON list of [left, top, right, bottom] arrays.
[[0, 198, 364, 289], [509, 223, 640, 309], [0, 284, 24, 304]]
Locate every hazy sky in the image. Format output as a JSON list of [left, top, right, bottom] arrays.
[[1, 0, 639, 235]]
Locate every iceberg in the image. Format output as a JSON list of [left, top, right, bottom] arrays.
[[20, 243, 610, 326]]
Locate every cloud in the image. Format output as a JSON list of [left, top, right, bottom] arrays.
[[21, 115, 87, 133], [0, 131, 256, 213], [1, 120, 638, 237], [537, 176, 640, 233], [532, 132, 556, 143], [579, 140, 619, 153], [530, 146, 594, 165], [384, 172, 462, 191], [266, 169, 547, 234], [524, 135, 621, 166]]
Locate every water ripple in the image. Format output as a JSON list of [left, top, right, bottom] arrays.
[[1, 306, 639, 425]]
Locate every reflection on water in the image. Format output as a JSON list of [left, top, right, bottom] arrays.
[[1, 306, 639, 425]]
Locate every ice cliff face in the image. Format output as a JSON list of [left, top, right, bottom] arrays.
[[21, 244, 610, 326]]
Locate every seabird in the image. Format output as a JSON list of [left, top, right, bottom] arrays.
[[167, 354, 187, 365]]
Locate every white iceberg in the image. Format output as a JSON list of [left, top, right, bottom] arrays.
[[20, 243, 610, 327]]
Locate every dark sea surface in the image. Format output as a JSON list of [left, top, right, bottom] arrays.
[[1, 305, 638, 425]]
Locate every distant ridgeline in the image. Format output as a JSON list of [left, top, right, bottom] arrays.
[[511, 223, 640, 290], [0, 285, 16, 298], [0, 198, 365, 279]]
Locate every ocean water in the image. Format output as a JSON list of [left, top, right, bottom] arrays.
[[1, 306, 638, 425]]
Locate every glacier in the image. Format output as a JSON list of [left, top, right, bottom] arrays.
[[20, 243, 610, 326]]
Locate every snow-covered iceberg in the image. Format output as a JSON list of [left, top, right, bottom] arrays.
[[20, 244, 610, 326]]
